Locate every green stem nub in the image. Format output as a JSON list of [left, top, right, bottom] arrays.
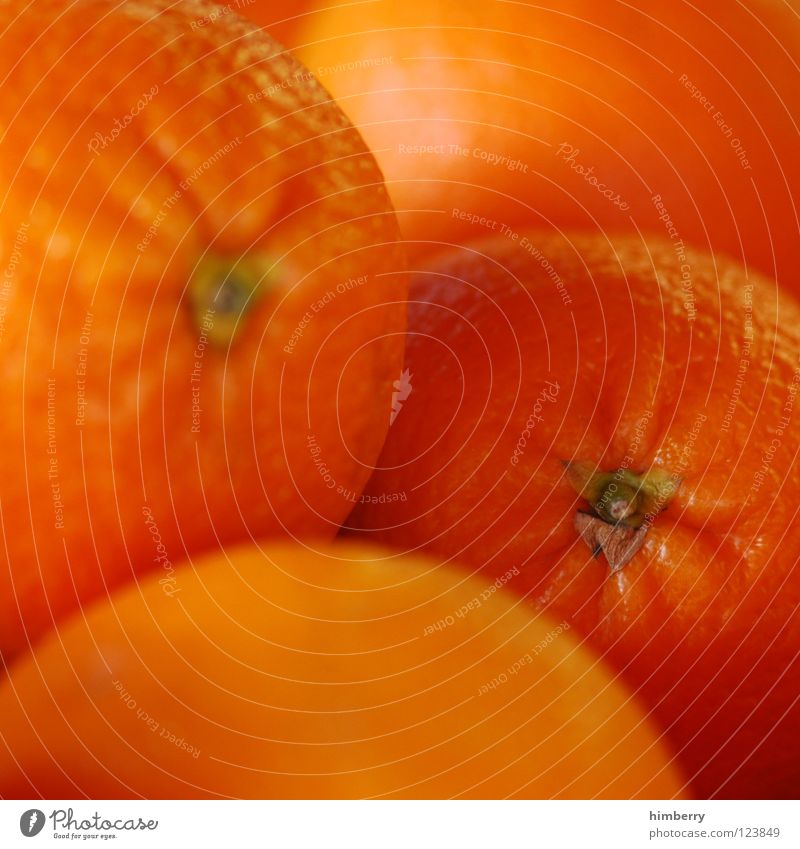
[[188, 253, 276, 346], [562, 461, 681, 572], [562, 461, 681, 528]]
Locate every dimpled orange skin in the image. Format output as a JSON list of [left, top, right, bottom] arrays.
[[351, 233, 800, 799], [0, 0, 406, 660], [240, 0, 314, 45], [292, 0, 800, 288], [0, 541, 685, 799]]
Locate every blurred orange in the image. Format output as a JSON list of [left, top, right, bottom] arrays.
[[0, 541, 685, 799], [351, 231, 800, 798], [0, 0, 406, 658], [292, 0, 800, 290]]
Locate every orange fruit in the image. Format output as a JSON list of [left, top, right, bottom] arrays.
[[351, 232, 800, 798], [292, 0, 800, 288], [0, 0, 406, 659], [0, 541, 685, 799], [240, 0, 315, 45]]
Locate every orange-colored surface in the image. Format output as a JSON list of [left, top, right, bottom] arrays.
[[351, 232, 800, 798], [0, 541, 685, 799], [240, 0, 315, 46], [293, 0, 800, 289], [0, 0, 406, 658]]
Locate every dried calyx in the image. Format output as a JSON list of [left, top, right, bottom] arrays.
[[562, 461, 681, 572], [188, 253, 276, 345]]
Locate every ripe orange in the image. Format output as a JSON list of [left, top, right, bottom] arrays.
[[292, 0, 800, 288], [0, 0, 406, 659], [239, 0, 315, 46], [351, 232, 800, 799], [0, 541, 685, 799]]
